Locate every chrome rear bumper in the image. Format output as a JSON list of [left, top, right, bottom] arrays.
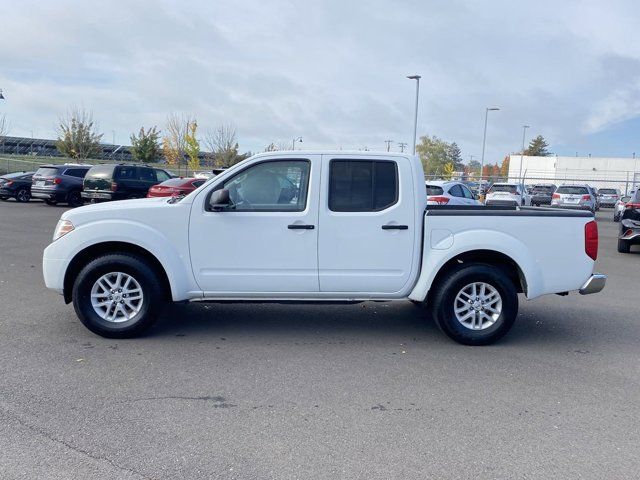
[[579, 273, 607, 295]]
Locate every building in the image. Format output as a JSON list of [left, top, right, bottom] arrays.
[[508, 154, 640, 194], [0, 135, 136, 161]]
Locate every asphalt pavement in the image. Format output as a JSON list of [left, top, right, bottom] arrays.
[[0, 199, 638, 479]]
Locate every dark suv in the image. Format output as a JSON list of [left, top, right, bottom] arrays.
[[82, 164, 173, 202], [530, 184, 557, 206], [31, 164, 92, 207]]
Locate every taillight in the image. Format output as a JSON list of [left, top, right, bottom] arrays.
[[581, 195, 591, 200], [5, 180, 13, 186], [625, 203, 640, 209], [584, 221, 598, 261], [110, 182, 118, 192], [53, 178, 62, 185], [552, 193, 560, 199], [428, 195, 450, 205]]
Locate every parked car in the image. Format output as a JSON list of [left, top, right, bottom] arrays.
[[530, 183, 557, 207], [82, 164, 173, 202], [31, 164, 92, 207], [551, 184, 596, 212], [43, 151, 605, 346], [613, 195, 631, 222], [597, 188, 622, 208], [147, 177, 207, 198], [425, 180, 481, 205], [617, 189, 640, 253], [0, 171, 35, 202], [485, 183, 530, 206]]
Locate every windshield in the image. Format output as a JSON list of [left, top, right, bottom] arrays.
[[489, 184, 517, 194], [34, 167, 59, 177], [556, 186, 588, 195], [425, 185, 444, 195]]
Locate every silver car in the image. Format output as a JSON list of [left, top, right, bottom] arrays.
[[598, 187, 622, 208], [551, 184, 596, 212], [614, 195, 632, 222]]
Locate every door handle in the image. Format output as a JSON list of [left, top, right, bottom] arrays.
[[288, 224, 315, 230], [382, 225, 408, 230]]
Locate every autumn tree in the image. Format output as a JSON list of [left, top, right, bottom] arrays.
[[162, 113, 192, 170], [130, 126, 161, 163], [500, 156, 510, 178], [204, 123, 248, 168], [443, 162, 455, 179], [524, 135, 551, 156], [184, 121, 201, 172], [55, 107, 103, 159]]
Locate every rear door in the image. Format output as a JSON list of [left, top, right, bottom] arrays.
[[317, 155, 415, 294]]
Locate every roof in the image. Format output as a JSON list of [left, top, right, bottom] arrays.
[[251, 150, 417, 159]]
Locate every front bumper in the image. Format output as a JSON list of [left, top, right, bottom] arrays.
[[579, 274, 606, 295]]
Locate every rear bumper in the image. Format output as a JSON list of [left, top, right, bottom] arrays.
[[579, 274, 606, 295], [550, 204, 593, 210], [31, 188, 64, 201], [486, 200, 519, 207], [81, 191, 115, 201], [531, 197, 552, 205]]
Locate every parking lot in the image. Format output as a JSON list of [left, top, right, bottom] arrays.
[[0, 200, 638, 479]]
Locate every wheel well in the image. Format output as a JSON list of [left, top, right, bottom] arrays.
[[430, 250, 526, 296], [63, 241, 172, 304]]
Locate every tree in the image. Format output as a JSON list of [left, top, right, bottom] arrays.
[[443, 162, 455, 179], [263, 141, 290, 152], [204, 123, 246, 168], [524, 135, 551, 156], [55, 107, 103, 159], [184, 121, 201, 172], [163, 113, 192, 169], [130, 126, 161, 163], [500, 156, 510, 178], [416, 135, 464, 176]]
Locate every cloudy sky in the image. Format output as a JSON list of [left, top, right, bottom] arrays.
[[2, 0, 640, 163]]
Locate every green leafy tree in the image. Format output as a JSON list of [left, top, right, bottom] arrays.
[[184, 121, 201, 172], [524, 135, 551, 156], [130, 126, 161, 163], [416, 135, 464, 175], [55, 107, 103, 159]]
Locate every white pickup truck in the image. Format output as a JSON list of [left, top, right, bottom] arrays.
[[43, 152, 606, 345]]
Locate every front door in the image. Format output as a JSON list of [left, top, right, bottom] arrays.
[[189, 156, 320, 295], [317, 156, 415, 294]]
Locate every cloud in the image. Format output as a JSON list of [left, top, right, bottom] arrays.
[[1, 0, 640, 158]]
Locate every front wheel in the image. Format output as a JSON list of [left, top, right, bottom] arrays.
[[429, 264, 518, 345], [72, 253, 165, 338], [617, 238, 630, 253]]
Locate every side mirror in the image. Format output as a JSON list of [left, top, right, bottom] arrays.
[[209, 188, 230, 211]]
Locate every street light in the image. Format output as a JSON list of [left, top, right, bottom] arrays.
[[292, 136, 302, 150], [480, 107, 500, 188], [407, 75, 421, 155], [518, 125, 530, 183]]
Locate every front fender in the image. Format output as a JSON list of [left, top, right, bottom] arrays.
[[43, 219, 200, 301]]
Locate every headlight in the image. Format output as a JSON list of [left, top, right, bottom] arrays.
[[53, 219, 74, 241]]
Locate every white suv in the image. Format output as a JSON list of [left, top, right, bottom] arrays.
[[485, 183, 530, 207]]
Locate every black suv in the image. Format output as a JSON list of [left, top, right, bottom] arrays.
[[82, 164, 173, 202], [0, 171, 35, 202], [31, 164, 92, 207], [530, 184, 557, 206]]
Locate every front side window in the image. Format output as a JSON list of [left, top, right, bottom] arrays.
[[449, 184, 464, 197], [329, 160, 398, 212], [461, 185, 474, 199], [222, 160, 310, 211], [156, 169, 171, 182]]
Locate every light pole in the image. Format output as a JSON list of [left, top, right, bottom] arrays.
[[292, 137, 302, 150], [480, 107, 500, 189], [407, 75, 421, 155], [518, 125, 530, 183]]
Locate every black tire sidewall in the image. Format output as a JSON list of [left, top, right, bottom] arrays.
[[72, 254, 163, 338], [432, 264, 518, 346], [15, 188, 30, 202], [67, 190, 83, 207]]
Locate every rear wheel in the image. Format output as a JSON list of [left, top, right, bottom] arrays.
[[72, 253, 165, 338], [67, 190, 83, 207], [15, 188, 31, 203], [617, 238, 631, 253], [429, 263, 518, 345], [45, 199, 57, 206]]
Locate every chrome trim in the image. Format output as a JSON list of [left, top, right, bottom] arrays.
[[579, 274, 606, 295]]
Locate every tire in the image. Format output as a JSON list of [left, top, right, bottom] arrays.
[[45, 199, 57, 206], [67, 190, 83, 207], [0, 196, 8, 201], [72, 253, 165, 338], [613, 215, 619, 223], [15, 188, 31, 203], [428, 263, 518, 346], [617, 238, 630, 254]]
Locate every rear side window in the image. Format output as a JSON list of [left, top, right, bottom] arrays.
[[425, 185, 444, 195], [557, 186, 588, 195], [138, 168, 156, 182], [329, 160, 398, 212], [115, 166, 137, 180], [192, 180, 205, 188], [449, 184, 464, 197], [35, 167, 59, 177]]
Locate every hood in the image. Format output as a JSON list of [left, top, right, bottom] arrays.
[[61, 197, 173, 223]]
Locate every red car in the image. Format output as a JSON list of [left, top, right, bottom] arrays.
[[146, 177, 206, 198]]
